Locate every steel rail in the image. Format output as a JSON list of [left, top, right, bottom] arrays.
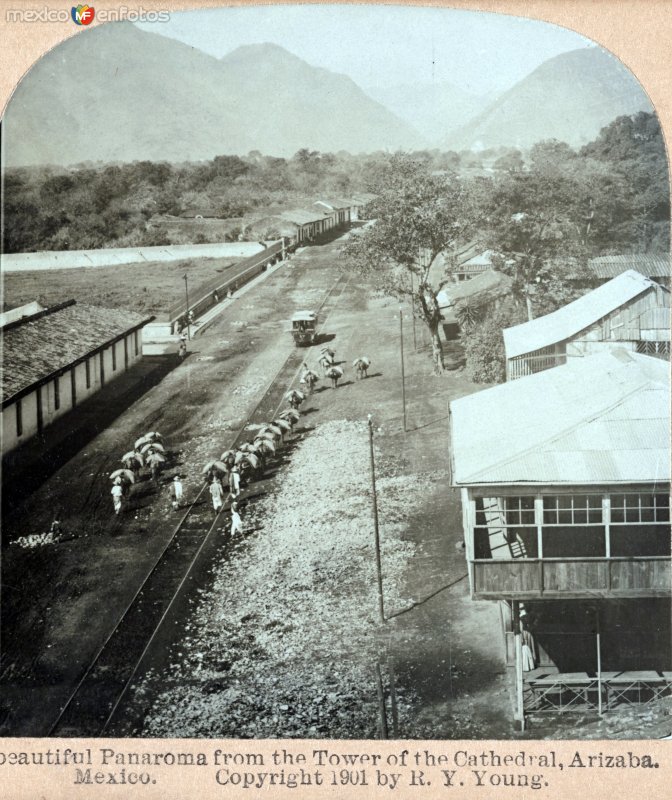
[[46, 269, 349, 737]]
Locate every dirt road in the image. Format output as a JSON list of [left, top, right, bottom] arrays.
[[1, 235, 513, 738]]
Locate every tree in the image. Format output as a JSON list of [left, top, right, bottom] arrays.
[[462, 303, 527, 384], [340, 155, 476, 373], [482, 170, 597, 320], [493, 149, 524, 173]]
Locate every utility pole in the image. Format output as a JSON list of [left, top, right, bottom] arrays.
[[399, 307, 407, 432], [368, 414, 385, 624], [183, 274, 191, 340], [410, 272, 417, 350]]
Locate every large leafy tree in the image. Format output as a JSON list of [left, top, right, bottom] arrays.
[[340, 154, 476, 373], [482, 165, 598, 321]]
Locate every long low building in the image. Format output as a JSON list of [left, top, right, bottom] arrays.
[[1, 300, 154, 454]]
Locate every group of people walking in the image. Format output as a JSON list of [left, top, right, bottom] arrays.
[[110, 431, 166, 516], [111, 343, 372, 531]]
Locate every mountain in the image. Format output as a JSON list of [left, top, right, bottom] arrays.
[[216, 43, 423, 155], [366, 81, 493, 144], [2, 25, 422, 166], [445, 46, 654, 151]]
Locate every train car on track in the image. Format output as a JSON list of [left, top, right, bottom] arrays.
[[291, 310, 318, 346]]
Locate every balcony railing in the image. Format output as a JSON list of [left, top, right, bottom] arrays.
[[472, 556, 671, 599]]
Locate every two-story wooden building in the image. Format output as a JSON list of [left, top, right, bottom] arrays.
[[450, 349, 670, 724], [504, 270, 670, 380]]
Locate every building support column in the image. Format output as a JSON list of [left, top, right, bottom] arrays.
[[596, 607, 603, 716], [513, 600, 525, 729]]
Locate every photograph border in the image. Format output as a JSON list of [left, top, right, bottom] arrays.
[[1, 1, 670, 798]]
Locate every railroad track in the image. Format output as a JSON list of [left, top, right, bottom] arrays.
[[47, 271, 349, 737]]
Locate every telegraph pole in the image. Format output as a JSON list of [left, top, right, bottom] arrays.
[[183, 274, 191, 340], [410, 272, 417, 350], [399, 307, 407, 432], [368, 414, 385, 624]]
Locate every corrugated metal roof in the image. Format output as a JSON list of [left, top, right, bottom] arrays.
[[450, 349, 670, 486], [590, 254, 671, 280], [350, 193, 377, 204], [279, 209, 326, 225], [461, 250, 495, 268], [314, 198, 352, 210], [437, 269, 513, 310], [1, 302, 149, 403], [503, 270, 656, 359]]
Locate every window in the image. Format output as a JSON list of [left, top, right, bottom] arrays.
[[54, 377, 60, 410], [85, 358, 91, 388], [16, 399, 22, 437], [474, 496, 538, 559], [542, 495, 604, 558], [611, 493, 670, 524], [134, 330, 139, 356], [543, 495, 602, 525], [112, 343, 117, 371], [475, 496, 535, 526]]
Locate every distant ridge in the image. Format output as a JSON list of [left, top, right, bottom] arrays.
[[445, 46, 653, 151], [3, 25, 422, 166]]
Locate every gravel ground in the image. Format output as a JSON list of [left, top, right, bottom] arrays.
[[138, 420, 420, 738]]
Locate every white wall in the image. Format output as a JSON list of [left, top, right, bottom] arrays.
[[2, 331, 144, 455]]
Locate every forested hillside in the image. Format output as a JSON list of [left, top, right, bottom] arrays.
[[2, 113, 668, 255]]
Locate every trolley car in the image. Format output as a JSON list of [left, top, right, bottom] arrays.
[[291, 310, 318, 346]]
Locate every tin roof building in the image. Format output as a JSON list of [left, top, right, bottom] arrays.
[[449, 348, 671, 721], [589, 253, 670, 285], [503, 270, 670, 380]]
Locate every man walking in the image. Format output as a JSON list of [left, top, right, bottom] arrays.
[[178, 334, 187, 361], [230, 501, 243, 536], [171, 475, 184, 510], [111, 478, 124, 516], [210, 477, 224, 514], [229, 466, 241, 499]]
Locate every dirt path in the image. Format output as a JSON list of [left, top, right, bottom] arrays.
[[0, 241, 342, 735], [2, 242, 516, 738], [121, 281, 514, 739]]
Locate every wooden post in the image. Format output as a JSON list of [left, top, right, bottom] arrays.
[[375, 662, 388, 739], [513, 601, 525, 729], [183, 274, 191, 340], [388, 656, 400, 737], [410, 272, 417, 350], [368, 415, 385, 624], [399, 308, 407, 431], [596, 607, 603, 715]]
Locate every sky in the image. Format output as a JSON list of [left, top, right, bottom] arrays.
[[136, 5, 593, 96]]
